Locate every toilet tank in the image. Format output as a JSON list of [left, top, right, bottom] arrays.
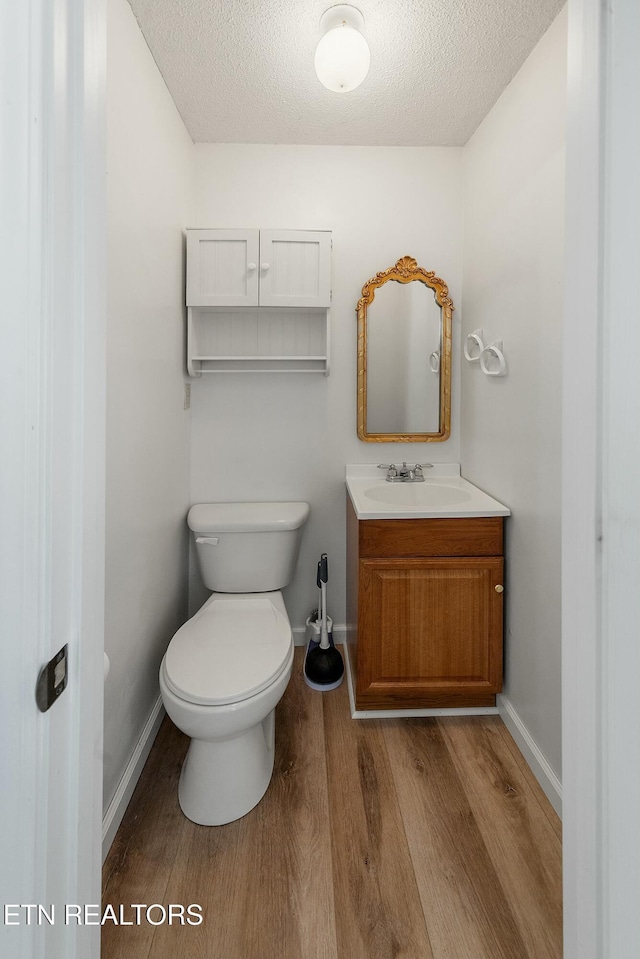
[[187, 502, 310, 593]]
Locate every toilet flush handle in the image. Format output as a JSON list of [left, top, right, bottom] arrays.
[[195, 536, 219, 546]]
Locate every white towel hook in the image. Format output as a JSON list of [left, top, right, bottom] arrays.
[[429, 350, 440, 372], [464, 329, 485, 362], [479, 341, 507, 376]]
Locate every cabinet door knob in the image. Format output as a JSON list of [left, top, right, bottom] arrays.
[[495, 584, 504, 593], [261, 262, 270, 271], [247, 262, 257, 271]]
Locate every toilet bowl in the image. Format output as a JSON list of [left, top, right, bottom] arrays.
[[159, 502, 309, 825]]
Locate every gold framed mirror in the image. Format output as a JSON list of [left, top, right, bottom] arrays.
[[356, 256, 453, 442]]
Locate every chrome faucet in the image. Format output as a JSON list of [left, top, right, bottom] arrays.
[[378, 462, 432, 483]]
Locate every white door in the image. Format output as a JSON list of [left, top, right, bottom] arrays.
[[258, 230, 332, 308], [0, 2, 105, 958], [186, 228, 260, 306]]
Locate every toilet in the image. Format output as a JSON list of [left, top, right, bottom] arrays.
[[159, 501, 310, 826]]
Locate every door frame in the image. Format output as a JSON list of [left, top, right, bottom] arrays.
[[563, 0, 640, 955]]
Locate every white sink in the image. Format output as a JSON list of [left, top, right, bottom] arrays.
[[346, 464, 510, 519], [363, 483, 473, 508]]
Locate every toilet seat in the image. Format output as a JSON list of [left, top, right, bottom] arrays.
[[163, 593, 292, 707]]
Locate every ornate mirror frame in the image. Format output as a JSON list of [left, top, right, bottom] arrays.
[[356, 256, 454, 442]]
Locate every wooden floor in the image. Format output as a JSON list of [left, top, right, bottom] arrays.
[[102, 649, 562, 959]]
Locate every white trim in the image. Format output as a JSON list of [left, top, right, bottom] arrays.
[[498, 695, 562, 818], [0, 10, 48, 954], [1, 2, 105, 957], [101, 698, 165, 862], [75, 3, 107, 954], [562, 1, 604, 956], [597, 1, 640, 953], [351, 704, 499, 720], [292, 625, 309, 646], [563, 3, 640, 956]]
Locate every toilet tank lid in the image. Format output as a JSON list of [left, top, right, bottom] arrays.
[[188, 501, 310, 533]]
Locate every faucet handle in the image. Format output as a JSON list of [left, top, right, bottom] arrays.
[[413, 463, 433, 480], [378, 463, 397, 479]]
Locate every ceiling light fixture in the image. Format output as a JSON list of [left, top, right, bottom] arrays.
[[314, 4, 370, 93]]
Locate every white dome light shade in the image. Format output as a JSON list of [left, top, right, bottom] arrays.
[[314, 5, 370, 93]]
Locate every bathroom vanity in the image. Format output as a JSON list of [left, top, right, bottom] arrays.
[[346, 465, 510, 711]]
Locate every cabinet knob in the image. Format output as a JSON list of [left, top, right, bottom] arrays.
[[261, 262, 270, 271], [495, 584, 504, 593], [247, 262, 257, 271]]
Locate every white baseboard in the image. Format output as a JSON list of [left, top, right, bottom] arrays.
[[498, 694, 562, 819], [292, 625, 308, 646], [102, 695, 165, 863], [292, 622, 347, 646]]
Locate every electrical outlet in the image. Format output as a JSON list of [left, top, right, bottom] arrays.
[[183, 383, 191, 410]]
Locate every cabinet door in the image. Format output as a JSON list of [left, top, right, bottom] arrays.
[[186, 229, 259, 306], [356, 557, 504, 709], [258, 230, 331, 308]]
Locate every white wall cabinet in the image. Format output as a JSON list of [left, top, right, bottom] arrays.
[[186, 228, 331, 374], [187, 228, 331, 309]]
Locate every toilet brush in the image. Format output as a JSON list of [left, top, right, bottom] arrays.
[[304, 562, 323, 657], [303, 553, 344, 691]]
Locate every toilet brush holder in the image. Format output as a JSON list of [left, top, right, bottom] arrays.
[[305, 612, 332, 652]]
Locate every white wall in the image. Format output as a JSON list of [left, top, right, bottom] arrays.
[[104, 0, 193, 810], [190, 145, 464, 626], [461, 8, 567, 782]]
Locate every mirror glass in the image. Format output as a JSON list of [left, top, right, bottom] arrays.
[[366, 281, 442, 434], [357, 257, 453, 442]]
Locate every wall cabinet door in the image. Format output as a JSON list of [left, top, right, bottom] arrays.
[[187, 229, 259, 307], [258, 230, 331, 308], [356, 556, 504, 709], [186, 228, 331, 309]]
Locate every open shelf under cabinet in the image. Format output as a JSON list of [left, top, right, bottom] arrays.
[[187, 307, 330, 376]]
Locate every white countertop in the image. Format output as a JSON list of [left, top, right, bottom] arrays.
[[346, 463, 511, 520]]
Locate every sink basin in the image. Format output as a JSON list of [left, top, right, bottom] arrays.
[[346, 464, 511, 519], [363, 483, 472, 508]]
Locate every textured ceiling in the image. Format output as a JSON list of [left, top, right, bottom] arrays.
[[127, 0, 564, 146]]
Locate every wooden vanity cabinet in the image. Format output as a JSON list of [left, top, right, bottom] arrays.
[[347, 499, 504, 709]]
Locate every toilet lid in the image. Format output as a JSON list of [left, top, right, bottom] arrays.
[[163, 596, 292, 706]]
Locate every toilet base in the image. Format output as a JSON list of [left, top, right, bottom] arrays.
[[178, 710, 276, 825]]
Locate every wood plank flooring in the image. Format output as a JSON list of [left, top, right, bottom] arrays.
[[102, 649, 562, 959]]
